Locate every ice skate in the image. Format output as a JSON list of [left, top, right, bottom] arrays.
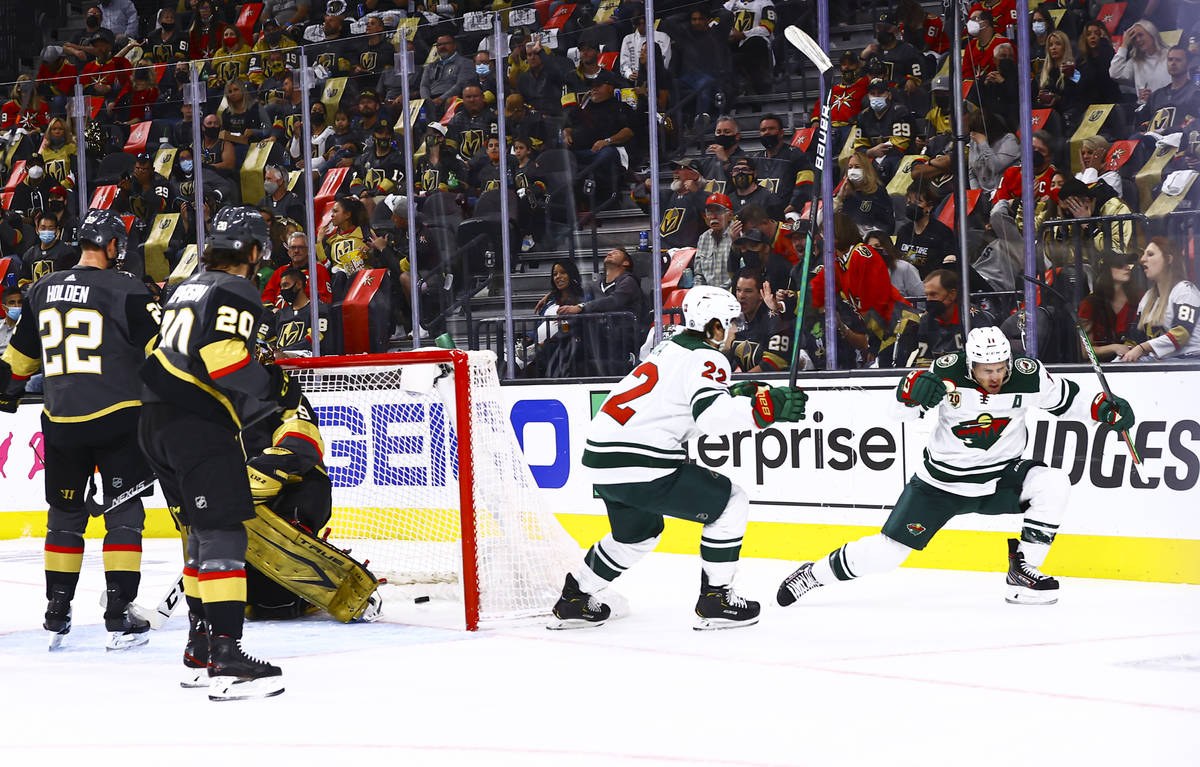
[[44, 585, 72, 651], [103, 586, 150, 651], [1005, 539, 1059, 605], [776, 561, 823, 606], [181, 613, 210, 689], [694, 573, 759, 630], [207, 635, 284, 701], [547, 573, 611, 630], [356, 591, 383, 623]]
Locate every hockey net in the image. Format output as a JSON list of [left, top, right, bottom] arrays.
[[280, 350, 579, 629]]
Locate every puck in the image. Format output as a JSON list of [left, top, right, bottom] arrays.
[[414, 596, 430, 604]]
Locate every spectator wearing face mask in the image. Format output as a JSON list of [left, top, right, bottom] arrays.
[[259, 165, 306, 223], [754, 113, 815, 215], [889, 268, 995, 368], [835, 150, 896, 235], [702, 116, 748, 195], [466, 50, 498, 106], [854, 79, 913, 183], [859, 12, 927, 113], [816, 53, 870, 164], [143, 7, 189, 63], [199, 113, 237, 175], [896, 185, 958, 278], [0, 287, 22, 355], [645, 158, 709, 251], [264, 268, 331, 357], [728, 160, 784, 221], [19, 214, 78, 284], [115, 153, 171, 227], [9, 154, 54, 219], [962, 10, 1011, 82], [414, 122, 469, 195]]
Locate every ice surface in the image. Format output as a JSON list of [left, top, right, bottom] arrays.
[[0, 538, 1197, 766]]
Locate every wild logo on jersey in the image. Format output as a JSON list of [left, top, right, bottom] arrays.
[[951, 413, 1012, 450]]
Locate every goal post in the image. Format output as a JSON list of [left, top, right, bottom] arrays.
[[279, 349, 579, 630]]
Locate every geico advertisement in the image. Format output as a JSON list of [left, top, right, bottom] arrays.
[[1, 368, 1197, 540]]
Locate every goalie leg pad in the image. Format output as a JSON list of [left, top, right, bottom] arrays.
[[244, 504, 379, 623]]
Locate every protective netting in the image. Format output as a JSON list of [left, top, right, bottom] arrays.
[[286, 351, 580, 623]]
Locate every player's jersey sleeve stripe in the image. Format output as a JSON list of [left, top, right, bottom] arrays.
[[200, 339, 252, 379], [1, 344, 40, 378], [145, 347, 241, 427], [278, 429, 324, 460], [1044, 379, 1079, 416], [692, 392, 722, 419], [583, 439, 688, 459], [689, 385, 723, 405]]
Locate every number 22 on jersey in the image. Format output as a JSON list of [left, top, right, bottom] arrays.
[[600, 362, 659, 425]]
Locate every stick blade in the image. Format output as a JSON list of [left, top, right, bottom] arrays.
[[784, 25, 833, 73]]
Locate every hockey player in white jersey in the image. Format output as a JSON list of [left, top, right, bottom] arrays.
[[777, 326, 1135, 606], [549, 286, 808, 630]]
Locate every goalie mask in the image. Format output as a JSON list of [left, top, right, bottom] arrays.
[[77, 207, 128, 267], [965, 326, 1013, 382], [682, 286, 743, 349]]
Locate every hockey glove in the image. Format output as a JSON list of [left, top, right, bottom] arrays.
[[267, 365, 303, 412], [0, 390, 18, 413], [1091, 392, 1135, 432], [729, 380, 768, 398], [752, 386, 808, 428], [247, 464, 287, 504], [896, 371, 946, 409]]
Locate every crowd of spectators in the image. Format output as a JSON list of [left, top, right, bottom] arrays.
[[0, 0, 1196, 377]]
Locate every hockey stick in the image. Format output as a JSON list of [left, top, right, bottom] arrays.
[[784, 25, 833, 387], [99, 575, 185, 630], [1021, 273, 1141, 464], [84, 475, 156, 517]]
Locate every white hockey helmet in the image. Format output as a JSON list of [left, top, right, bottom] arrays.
[[682, 286, 742, 339], [965, 326, 1013, 377]]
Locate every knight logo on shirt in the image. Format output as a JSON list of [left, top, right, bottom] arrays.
[[659, 207, 683, 236], [952, 413, 1012, 450], [1150, 107, 1176, 134]]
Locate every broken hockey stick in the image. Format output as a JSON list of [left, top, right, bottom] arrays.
[[784, 25, 833, 387], [99, 575, 184, 630], [1021, 273, 1141, 464]]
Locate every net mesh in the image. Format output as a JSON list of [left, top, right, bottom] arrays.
[[287, 351, 579, 623]]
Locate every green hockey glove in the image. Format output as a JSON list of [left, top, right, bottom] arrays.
[[752, 386, 808, 428], [1091, 392, 1135, 432], [896, 371, 946, 409]]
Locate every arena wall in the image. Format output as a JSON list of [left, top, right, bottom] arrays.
[[1, 366, 1196, 583]]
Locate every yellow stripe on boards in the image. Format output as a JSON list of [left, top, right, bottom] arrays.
[[2, 510, 1197, 584]]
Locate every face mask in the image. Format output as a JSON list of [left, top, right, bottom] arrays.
[[732, 173, 754, 190], [1032, 21, 1047, 36], [966, 20, 982, 36], [179, 159, 193, 173], [846, 167, 864, 184], [877, 31, 895, 46], [48, 199, 65, 212], [869, 95, 888, 112], [48, 136, 66, 148], [713, 134, 737, 150], [760, 133, 780, 150], [161, 21, 175, 31], [1033, 150, 1047, 169], [264, 180, 280, 194], [204, 126, 220, 139], [905, 202, 923, 220], [933, 92, 950, 110], [842, 69, 857, 82], [280, 286, 299, 304], [475, 63, 490, 76], [86, 16, 100, 29], [265, 30, 283, 45], [311, 112, 325, 125], [38, 230, 55, 243], [27, 165, 44, 180], [176, 69, 189, 83], [924, 299, 946, 317], [425, 134, 441, 147], [5, 306, 19, 322]]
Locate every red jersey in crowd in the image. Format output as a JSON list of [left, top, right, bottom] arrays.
[[36, 60, 78, 99], [0, 101, 49, 132], [810, 243, 907, 327], [962, 34, 1012, 81], [261, 262, 334, 308], [991, 164, 1057, 204], [970, 0, 1019, 37], [814, 75, 869, 128], [80, 56, 133, 97]]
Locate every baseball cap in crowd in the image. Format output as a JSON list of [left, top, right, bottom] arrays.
[[875, 11, 897, 28], [931, 75, 950, 92], [589, 69, 619, 88], [671, 158, 700, 172], [426, 121, 448, 136], [867, 78, 890, 93], [91, 28, 115, 46], [705, 193, 732, 211], [735, 228, 767, 245]]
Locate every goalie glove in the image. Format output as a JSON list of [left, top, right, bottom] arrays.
[[266, 364, 302, 412], [1091, 392, 1135, 431], [752, 386, 808, 428], [897, 371, 946, 409]]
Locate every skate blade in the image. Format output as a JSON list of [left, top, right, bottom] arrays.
[[106, 631, 150, 651], [1005, 587, 1059, 605], [181, 668, 209, 689], [47, 630, 69, 651], [545, 616, 608, 630], [208, 675, 285, 701], [693, 615, 761, 631]]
